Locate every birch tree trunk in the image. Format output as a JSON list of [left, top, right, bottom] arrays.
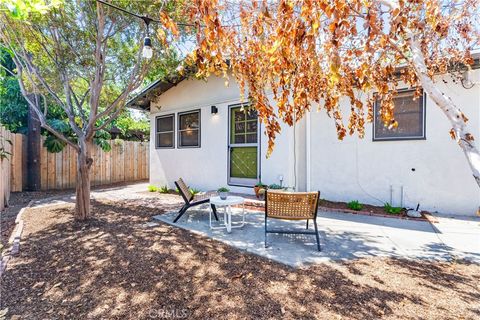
[[75, 139, 93, 220], [411, 38, 480, 187]]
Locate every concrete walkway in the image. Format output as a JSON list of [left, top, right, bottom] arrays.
[[23, 182, 479, 268], [154, 204, 480, 267]]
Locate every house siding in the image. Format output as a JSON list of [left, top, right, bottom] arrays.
[[149, 76, 299, 194], [149, 72, 480, 216]]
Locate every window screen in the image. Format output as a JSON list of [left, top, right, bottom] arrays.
[[374, 90, 425, 140], [178, 110, 200, 147], [155, 114, 174, 148]]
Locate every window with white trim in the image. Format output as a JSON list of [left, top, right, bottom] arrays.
[[373, 90, 426, 141], [178, 110, 201, 147], [155, 114, 174, 148]]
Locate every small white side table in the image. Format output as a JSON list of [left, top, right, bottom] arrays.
[[209, 196, 245, 233]]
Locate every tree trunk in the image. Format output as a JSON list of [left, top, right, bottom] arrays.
[[410, 38, 480, 188], [75, 139, 93, 220]]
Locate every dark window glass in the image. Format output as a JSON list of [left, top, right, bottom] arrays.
[[374, 90, 425, 140], [178, 110, 200, 147], [155, 115, 174, 148]]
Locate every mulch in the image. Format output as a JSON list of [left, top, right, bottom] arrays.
[[1, 198, 479, 319]]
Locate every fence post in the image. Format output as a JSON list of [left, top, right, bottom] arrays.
[[26, 102, 41, 190]]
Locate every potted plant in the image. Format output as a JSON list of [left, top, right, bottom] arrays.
[[254, 181, 267, 198], [217, 187, 230, 200]]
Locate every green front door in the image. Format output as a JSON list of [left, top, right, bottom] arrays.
[[228, 105, 259, 186]]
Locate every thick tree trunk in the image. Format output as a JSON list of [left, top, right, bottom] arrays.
[[411, 38, 480, 188], [75, 139, 93, 220]]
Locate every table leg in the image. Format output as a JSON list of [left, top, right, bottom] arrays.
[[209, 203, 212, 229], [242, 203, 245, 226], [226, 205, 232, 233]]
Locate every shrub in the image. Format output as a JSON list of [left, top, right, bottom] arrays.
[[268, 183, 283, 190], [384, 203, 402, 214], [189, 188, 201, 195], [347, 200, 363, 211], [159, 185, 169, 194], [147, 185, 158, 192], [217, 187, 230, 192]]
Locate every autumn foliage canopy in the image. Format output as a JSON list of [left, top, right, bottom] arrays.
[[169, 0, 480, 155]]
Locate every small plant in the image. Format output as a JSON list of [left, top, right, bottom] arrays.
[[347, 200, 363, 211], [268, 183, 283, 190], [255, 181, 267, 188], [189, 188, 201, 195], [159, 185, 169, 194], [384, 203, 402, 215], [175, 187, 180, 194], [147, 185, 158, 192], [217, 187, 230, 200]]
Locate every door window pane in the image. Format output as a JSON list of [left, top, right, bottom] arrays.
[[230, 106, 258, 144], [230, 147, 258, 179]]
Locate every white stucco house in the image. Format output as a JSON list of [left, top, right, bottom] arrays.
[[128, 66, 480, 217]]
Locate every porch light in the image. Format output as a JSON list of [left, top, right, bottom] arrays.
[[142, 17, 153, 59], [211, 105, 218, 114], [142, 37, 153, 59]]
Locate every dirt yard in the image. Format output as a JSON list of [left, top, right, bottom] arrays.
[[1, 198, 479, 319]]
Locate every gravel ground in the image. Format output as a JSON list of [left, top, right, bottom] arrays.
[[1, 198, 479, 319]]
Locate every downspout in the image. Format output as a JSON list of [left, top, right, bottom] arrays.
[[306, 111, 311, 191]]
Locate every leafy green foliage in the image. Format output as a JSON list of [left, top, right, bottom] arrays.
[[159, 185, 169, 194], [0, 137, 12, 161], [384, 203, 402, 215], [217, 187, 229, 192], [189, 188, 201, 195], [255, 181, 267, 187], [347, 200, 363, 211], [268, 183, 283, 190], [43, 135, 65, 153], [147, 185, 158, 192]]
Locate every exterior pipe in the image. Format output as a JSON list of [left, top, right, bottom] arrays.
[[306, 111, 311, 191]]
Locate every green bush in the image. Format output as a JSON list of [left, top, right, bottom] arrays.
[[217, 187, 230, 192], [268, 183, 283, 190], [147, 185, 158, 192], [347, 200, 363, 211], [189, 188, 201, 195], [159, 185, 169, 194], [384, 203, 402, 214]]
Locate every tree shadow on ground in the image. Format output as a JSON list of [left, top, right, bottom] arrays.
[[1, 199, 479, 319]]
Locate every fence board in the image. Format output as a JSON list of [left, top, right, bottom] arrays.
[[1, 127, 14, 211], [32, 138, 148, 191], [11, 134, 24, 192]]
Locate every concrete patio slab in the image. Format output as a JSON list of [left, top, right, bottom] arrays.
[[153, 205, 480, 267]]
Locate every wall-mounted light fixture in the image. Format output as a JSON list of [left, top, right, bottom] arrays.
[[211, 105, 218, 114]]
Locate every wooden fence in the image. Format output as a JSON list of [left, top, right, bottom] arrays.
[[1, 126, 149, 211], [39, 138, 149, 190], [0, 127, 24, 211]]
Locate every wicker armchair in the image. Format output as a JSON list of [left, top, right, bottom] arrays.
[[265, 190, 321, 251], [173, 178, 218, 223]]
